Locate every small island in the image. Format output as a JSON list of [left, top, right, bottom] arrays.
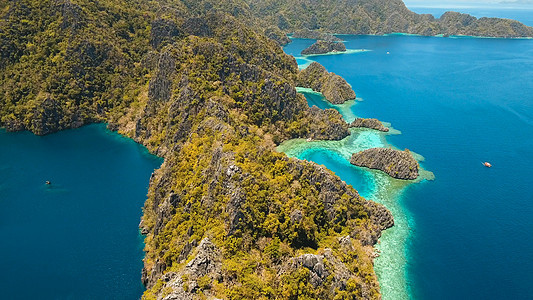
[[350, 148, 419, 180], [301, 40, 347, 55], [350, 118, 389, 132], [297, 62, 356, 104]]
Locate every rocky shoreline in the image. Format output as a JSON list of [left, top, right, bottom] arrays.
[[350, 118, 389, 132], [301, 40, 346, 55], [350, 148, 419, 180], [297, 62, 356, 104], [3, 0, 509, 298]]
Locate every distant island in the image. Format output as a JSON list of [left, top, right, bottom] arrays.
[[1, 0, 530, 299], [250, 0, 533, 38]]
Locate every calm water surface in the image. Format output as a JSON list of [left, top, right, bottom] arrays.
[[0, 124, 161, 299], [284, 35, 533, 299]]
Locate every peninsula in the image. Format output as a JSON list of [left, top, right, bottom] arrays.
[[297, 62, 356, 104]]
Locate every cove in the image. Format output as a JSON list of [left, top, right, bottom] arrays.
[[283, 35, 533, 299], [0, 124, 162, 299]]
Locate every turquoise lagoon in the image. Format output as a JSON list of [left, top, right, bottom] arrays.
[[0, 124, 162, 299], [283, 35, 533, 299]]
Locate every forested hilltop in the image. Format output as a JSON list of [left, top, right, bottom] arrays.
[[1, 0, 528, 299], [247, 0, 533, 38], [1, 1, 393, 299]]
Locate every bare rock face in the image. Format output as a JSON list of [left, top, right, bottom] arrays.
[[350, 148, 419, 180], [297, 62, 356, 104], [148, 238, 223, 300], [287, 247, 376, 297], [350, 118, 389, 132], [301, 40, 346, 55]]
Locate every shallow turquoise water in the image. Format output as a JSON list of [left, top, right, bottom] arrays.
[[284, 35, 533, 299], [0, 124, 162, 299]]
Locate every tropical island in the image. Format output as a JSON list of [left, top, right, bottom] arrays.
[[350, 148, 420, 180], [350, 118, 390, 132], [1, 0, 532, 299]]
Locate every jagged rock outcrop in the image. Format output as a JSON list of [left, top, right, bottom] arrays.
[[301, 40, 346, 55], [350, 148, 419, 180], [145, 238, 223, 300], [289, 251, 350, 292], [247, 0, 533, 38], [1, 2, 402, 299], [350, 118, 389, 132], [305, 106, 350, 140], [297, 62, 356, 104]]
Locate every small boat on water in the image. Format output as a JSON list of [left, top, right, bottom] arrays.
[[483, 162, 492, 168]]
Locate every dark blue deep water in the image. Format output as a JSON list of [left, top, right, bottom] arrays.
[[285, 35, 533, 299], [0, 124, 162, 299]]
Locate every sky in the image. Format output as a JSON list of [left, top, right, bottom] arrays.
[[404, 0, 533, 8]]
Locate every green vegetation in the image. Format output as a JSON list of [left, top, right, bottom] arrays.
[[247, 0, 533, 37], [0, 1, 455, 299]]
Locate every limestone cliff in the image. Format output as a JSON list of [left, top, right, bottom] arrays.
[[247, 0, 533, 38], [0, 1, 448, 299], [130, 13, 391, 298], [350, 148, 419, 180], [301, 40, 346, 55], [350, 118, 389, 132], [297, 62, 356, 104]]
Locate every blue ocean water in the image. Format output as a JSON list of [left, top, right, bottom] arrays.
[[408, 7, 533, 27], [0, 124, 162, 299], [284, 35, 533, 299]]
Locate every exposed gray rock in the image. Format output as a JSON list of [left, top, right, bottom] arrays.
[[350, 148, 419, 180], [297, 62, 355, 104], [150, 237, 223, 300], [148, 51, 176, 103], [289, 249, 352, 293], [178, 239, 198, 263], [350, 118, 389, 132]]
